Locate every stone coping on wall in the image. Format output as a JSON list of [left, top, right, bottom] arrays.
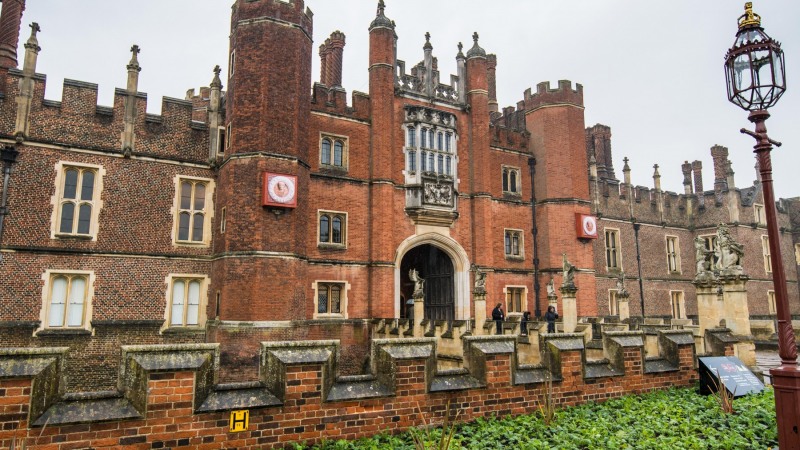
[[0, 329, 709, 434]]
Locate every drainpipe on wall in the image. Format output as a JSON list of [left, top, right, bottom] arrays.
[[528, 157, 541, 317], [0, 145, 20, 262], [633, 222, 645, 316]]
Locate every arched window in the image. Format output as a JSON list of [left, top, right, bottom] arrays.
[[502, 169, 509, 192], [421, 151, 427, 171], [409, 151, 417, 172], [321, 138, 332, 165], [510, 170, 517, 192], [407, 127, 416, 147], [332, 216, 342, 244], [421, 128, 428, 148], [428, 153, 434, 172], [437, 132, 444, 150], [446, 133, 452, 152], [437, 154, 444, 174], [429, 129, 435, 147], [319, 215, 330, 243], [446, 156, 452, 175], [333, 140, 344, 167]]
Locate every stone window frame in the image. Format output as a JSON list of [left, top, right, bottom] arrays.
[[502, 165, 522, 196], [608, 289, 619, 316], [753, 204, 766, 226], [603, 228, 622, 271], [312, 280, 350, 319], [229, 50, 235, 78], [665, 235, 681, 274], [503, 285, 527, 315], [36, 269, 96, 334], [761, 235, 772, 274], [217, 126, 226, 156], [700, 234, 720, 270], [503, 229, 525, 261], [162, 274, 209, 332], [226, 123, 232, 150], [767, 290, 777, 315], [171, 175, 215, 248], [220, 207, 227, 234], [669, 290, 686, 319], [317, 210, 347, 249], [50, 161, 105, 242], [319, 133, 349, 171], [403, 121, 458, 181]]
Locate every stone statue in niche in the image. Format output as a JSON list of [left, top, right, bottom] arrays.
[[561, 253, 576, 290], [717, 223, 744, 274], [409, 268, 425, 299]]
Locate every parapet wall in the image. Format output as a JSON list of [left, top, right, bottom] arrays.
[[0, 70, 211, 164], [0, 330, 697, 448]]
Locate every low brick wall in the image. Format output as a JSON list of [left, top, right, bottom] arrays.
[[0, 331, 698, 449]]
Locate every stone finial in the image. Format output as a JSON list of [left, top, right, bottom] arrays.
[[210, 65, 222, 89], [370, 0, 394, 30], [653, 164, 661, 190], [423, 32, 432, 50], [456, 42, 464, 59], [127, 44, 141, 72], [466, 31, 486, 58], [622, 157, 631, 184], [25, 22, 41, 52]]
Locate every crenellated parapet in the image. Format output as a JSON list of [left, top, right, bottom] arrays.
[[311, 83, 370, 121], [0, 330, 698, 448], [521, 80, 583, 112], [0, 71, 211, 163]]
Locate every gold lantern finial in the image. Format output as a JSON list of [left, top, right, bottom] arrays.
[[738, 2, 761, 29]]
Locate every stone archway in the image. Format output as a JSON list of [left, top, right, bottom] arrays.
[[400, 245, 455, 321], [394, 233, 470, 320]]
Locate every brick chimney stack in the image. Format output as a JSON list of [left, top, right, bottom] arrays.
[[487, 54, 498, 113], [0, 0, 25, 69], [318, 43, 329, 85], [324, 31, 345, 87], [692, 160, 704, 208], [682, 161, 693, 194], [710, 144, 729, 192]]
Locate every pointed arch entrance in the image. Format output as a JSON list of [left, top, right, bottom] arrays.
[[400, 245, 455, 321], [394, 233, 470, 320]]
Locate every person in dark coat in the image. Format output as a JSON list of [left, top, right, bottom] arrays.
[[545, 305, 559, 333], [521, 311, 531, 336], [491, 303, 505, 335]]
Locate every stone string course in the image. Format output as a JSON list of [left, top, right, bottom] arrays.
[[0, 331, 699, 449]]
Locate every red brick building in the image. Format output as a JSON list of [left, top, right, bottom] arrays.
[[0, 0, 798, 392]]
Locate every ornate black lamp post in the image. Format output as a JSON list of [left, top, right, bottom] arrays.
[[724, 3, 798, 447]]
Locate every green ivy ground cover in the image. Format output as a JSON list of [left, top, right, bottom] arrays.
[[296, 387, 777, 450]]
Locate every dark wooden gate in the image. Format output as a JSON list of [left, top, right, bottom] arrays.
[[400, 244, 454, 322]]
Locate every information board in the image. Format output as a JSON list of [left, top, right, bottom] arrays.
[[698, 356, 764, 398]]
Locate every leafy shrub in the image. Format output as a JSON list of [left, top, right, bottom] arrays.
[[297, 387, 777, 450]]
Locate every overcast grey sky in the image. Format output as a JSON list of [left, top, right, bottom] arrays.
[[18, 0, 800, 199]]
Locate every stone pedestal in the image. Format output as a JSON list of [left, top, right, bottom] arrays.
[[560, 287, 578, 333], [720, 274, 751, 337], [473, 290, 486, 336], [547, 294, 558, 311], [694, 277, 722, 340], [413, 296, 425, 337], [617, 294, 630, 321]]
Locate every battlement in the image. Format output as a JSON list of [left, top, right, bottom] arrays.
[[311, 83, 370, 121], [522, 80, 584, 111], [0, 70, 210, 163], [0, 330, 697, 447], [396, 58, 461, 105], [231, 0, 314, 37]]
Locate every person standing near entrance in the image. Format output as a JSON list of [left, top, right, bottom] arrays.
[[491, 303, 505, 335], [545, 305, 559, 333]]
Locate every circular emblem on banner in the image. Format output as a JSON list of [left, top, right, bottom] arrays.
[[582, 215, 597, 237], [267, 175, 296, 204]]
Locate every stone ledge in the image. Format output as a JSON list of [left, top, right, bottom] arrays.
[[327, 378, 393, 401], [430, 373, 483, 392], [33, 397, 141, 426], [644, 358, 679, 374], [198, 387, 281, 413]]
